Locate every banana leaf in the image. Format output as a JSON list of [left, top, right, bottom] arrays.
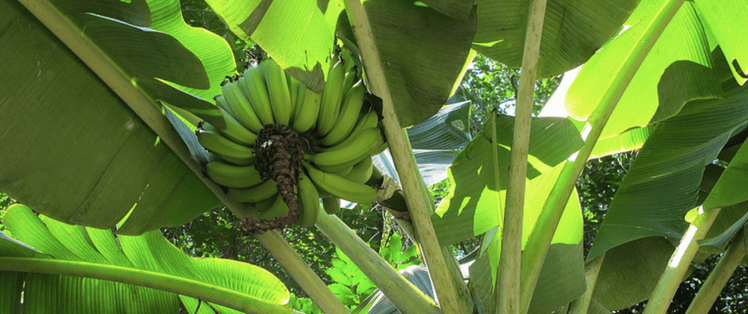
[[588, 75, 748, 310], [693, 0, 748, 85], [0, 0, 243, 234], [0, 204, 292, 314], [566, 1, 721, 140], [472, 0, 639, 78], [373, 100, 472, 188]]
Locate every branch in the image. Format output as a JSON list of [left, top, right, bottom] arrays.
[[684, 227, 747, 314], [497, 0, 547, 312], [343, 1, 464, 312], [315, 209, 440, 314], [255, 231, 349, 314], [643, 208, 720, 314]]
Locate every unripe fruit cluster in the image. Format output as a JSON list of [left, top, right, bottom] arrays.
[[196, 55, 386, 234]]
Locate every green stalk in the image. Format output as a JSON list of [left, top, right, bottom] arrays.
[[343, 1, 463, 312], [685, 228, 747, 314], [643, 208, 720, 314], [519, 1, 686, 312], [497, 0, 547, 312], [0, 257, 295, 314], [254, 230, 348, 314], [403, 129, 476, 314], [16, 0, 342, 310], [315, 209, 441, 314], [568, 253, 606, 314]]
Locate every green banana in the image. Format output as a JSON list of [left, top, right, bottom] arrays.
[[291, 84, 322, 134], [260, 58, 293, 125], [296, 172, 320, 227], [307, 128, 384, 167], [316, 60, 346, 137], [302, 161, 378, 204], [200, 109, 257, 146], [196, 129, 255, 166], [344, 156, 373, 184], [317, 162, 355, 177], [321, 197, 341, 215], [242, 65, 275, 126], [221, 80, 264, 133], [316, 109, 378, 152], [256, 192, 289, 220], [215, 94, 233, 115], [340, 66, 359, 97], [226, 179, 277, 203], [287, 74, 301, 122], [205, 161, 263, 188], [321, 80, 366, 146]]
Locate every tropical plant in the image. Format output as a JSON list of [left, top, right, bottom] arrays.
[[2, 0, 748, 313]]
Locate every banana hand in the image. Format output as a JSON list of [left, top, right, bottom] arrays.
[[226, 179, 277, 203], [206, 161, 263, 188], [303, 161, 378, 204], [296, 172, 320, 227], [321, 80, 366, 146]]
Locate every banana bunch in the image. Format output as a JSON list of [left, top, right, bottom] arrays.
[[196, 56, 384, 233]]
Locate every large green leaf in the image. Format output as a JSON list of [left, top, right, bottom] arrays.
[[592, 237, 675, 310], [694, 0, 748, 86], [566, 1, 721, 139], [0, 0, 221, 234], [420, 0, 474, 21], [589, 78, 748, 259], [47, 0, 236, 126], [0, 204, 292, 314], [433, 115, 586, 313], [432, 115, 583, 244], [696, 138, 748, 252], [702, 138, 748, 210], [587, 79, 748, 309], [540, 67, 654, 158], [352, 0, 477, 127], [472, 0, 639, 78], [205, 0, 338, 92]]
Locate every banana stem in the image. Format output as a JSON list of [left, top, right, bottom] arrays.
[[643, 208, 720, 314], [343, 1, 464, 312], [519, 1, 686, 312], [254, 230, 349, 314], [684, 228, 747, 314], [315, 209, 441, 314], [497, 0, 547, 312], [568, 253, 606, 314]]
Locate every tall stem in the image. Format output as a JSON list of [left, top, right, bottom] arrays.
[[568, 253, 606, 314], [315, 210, 441, 314], [497, 0, 546, 312], [643, 208, 720, 314], [343, 1, 463, 312], [519, 0, 686, 312], [255, 230, 348, 314], [685, 228, 747, 314]]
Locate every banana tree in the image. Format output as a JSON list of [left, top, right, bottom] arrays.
[[2, 0, 748, 313]]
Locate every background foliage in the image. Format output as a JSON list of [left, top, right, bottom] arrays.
[[2, 0, 748, 313]]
